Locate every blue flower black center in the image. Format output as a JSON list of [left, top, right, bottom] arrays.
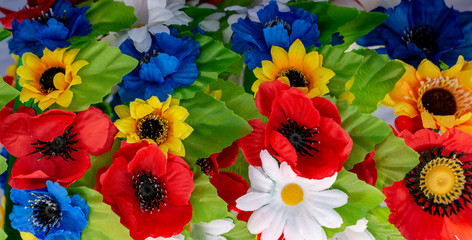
[[28, 193, 62, 233], [279, 69, 309, 88], [139, 49, 160, 66], [402, 24, 435, 55], [39, 67, 64, 93], [137, 113, 169, 144], [30, 125, 79, 161], [132, 170, 167, 213], [421, 88, 457, 115], [264, 18, 292, 34], [277, 118, 320, 157], [33, 8, 69, 25]]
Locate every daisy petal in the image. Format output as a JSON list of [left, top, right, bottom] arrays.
[[236, 192, 271, 211]]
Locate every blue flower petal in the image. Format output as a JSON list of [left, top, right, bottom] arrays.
[[140, 62, 165, 84], [263, 24, 290, 49], [169, 59, 199, 87], [153, 54, 180, 78], [145, 82, 174, 102], [290, 19, 320, 47]]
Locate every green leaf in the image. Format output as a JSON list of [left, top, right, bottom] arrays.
[[209, 79, 262, 121], [325, 169, 385, 238], [173, 34, 240, 99], [56, 40, 138, 112], [68, 187, 132, 240], [0, 228, 6, 240], [336, 11, 388, 50], [289, 2, 359, 45], [189, 171, 228, 224], [182, 6, 218, 30], [0, 76, 20, 109], [318, 45, 364, 97], [337, 100, 391, 169], [70, 139, 121, 188], [374, 131, 419, 190], [222, 212, 255, 240], [367, 207, 405, 240], [350, 50, 406, 113], [0, 28, 10, 42], [181, 92, 252, 162], [0, 155, 7, 175]]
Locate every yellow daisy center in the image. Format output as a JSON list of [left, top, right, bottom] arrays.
[[419, 157, 465, 205], [278, 68, 308, 88], [417, 77, 472, 117], [281, 183, 304, 206], [137, 113, 169, 145], [39, 67, 64, 93]]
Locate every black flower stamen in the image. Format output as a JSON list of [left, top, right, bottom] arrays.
[[196, 158, 215, 175], [402, 24, 435, 55], [30, 125, 79, 161], [421, 88, 457, 116], [264, 17, 292, 34], [137, 113, 169, 144], [278, 69, 309, 88], [277, 118, 320, 157], [39, 67, 65, 93], [139, 48, 160, 66], [27, 193, 62, 234], [132, 170, 167, 213]]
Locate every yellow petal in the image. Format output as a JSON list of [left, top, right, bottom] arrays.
[[20, 232, 39, 240], [114, 118, 138, 134], [441, 55, 464, 78], [271, 46, 290, 70], [421, 111, 437, 129], [251, 79, 266, 93], [19, 88, 37, 102], [56, 90, 73, 107], [22, 53, 46, 73], [455, 112, 472, 125], [53, 72, 68, 90], [394, 101, 419, 118], [277, 76, 291, 87], [313, 67, 334, 86], [71, 60, 89, 75], [302, 51, 320, 75], [115, 105, 131, 118], [261, 60, 279, 80], [130, 101, 154, 119], [158, 143, 170, 156], [146, 96, 163, 109], [17, 66, 40, 82], [416, 59, 440, 80], [63, 48, 80, 65], [165, 136, 185, 156], [253, 67, 265, 79], [288, 39, 305, 69], [456, 70, 472, 91], [164, 106, 189, 121], [37, 98, 55, 110], [434, 115, 455, 129]]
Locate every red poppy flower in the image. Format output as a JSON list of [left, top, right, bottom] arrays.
[[394, 115, 424, 135], [384, 128, 472, 240], [349, 150, 377, 186], [196, 142, 249, 210], [239, 81, 352, 179], [95, 141, 194, 240], [0, 107, 116, 189]]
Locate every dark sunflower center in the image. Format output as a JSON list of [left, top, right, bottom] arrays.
[[279, 69, 309, 88], [137, 114, 169, 144], [132, 170, 167, 213], [264, 18, 292, 34], [28, 194, 62, 232], [196, 158, 215, 175], [30, 125, 79, 161], [405, 147, 472, 217], [421, 88, 457, 115], [277, 118, 319, 157], [39, 67, 65, 93], [402, 24, 435, 55]]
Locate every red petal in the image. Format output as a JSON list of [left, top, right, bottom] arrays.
[[317, 117, 352, 171], [255, 81, 290, 117], [394, 115, 424, 134], [112, 141, 150, 163], [16, 106, 36, 115], [215, 141, 240, 169], [441, 129, 472, 159], [239, 119, 267, 166], [441, 207, 472, 239], [401, 129, 442, 154], [311, 97, 341, 124], [349, 150, 377, 186], [94, 165, 110, 192], [210, 171, 249, 209], [73, 107, 117, 154], [0, 112, 36, 157], [127, 144, 167, 178], [28, 109, 75, 142], [164, 154, 194, 206], [267, 130, 297, 167]]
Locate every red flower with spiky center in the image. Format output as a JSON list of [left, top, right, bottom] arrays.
[[350, 150, 378, 186], [239, 81, 352, 179], [0, 107, 116, 189], [95, 141, 194, 240], [384, 129, 472, 240]]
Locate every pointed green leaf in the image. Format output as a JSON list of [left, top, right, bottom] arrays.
[[350, 50, 406, 113], [0, 155, 7, 175], [337, 100, 391, 169], [55, 40, 138, 112], [0, 76, 19, 109], [222, 212, 255, 240], [325, 169, 385, 238], [0, 28, 10, 42], [374, 131, 419, 190], [173, 34, 240, 99], [189, 171, 228, 224], [336, 11, 388, 50], [0, 228, 6, 240], [318, 46, 364, 97], [181, 92, 252, 162], [209, 79, 262, 121], [367, 207, 405, 240], [182, 6, 218, 30], [68, 187, 132, 240]]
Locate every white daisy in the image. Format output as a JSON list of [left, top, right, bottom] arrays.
[[329, 218, 375, 240], [190, 218, 235, 240], [236, 150, 348, 240]]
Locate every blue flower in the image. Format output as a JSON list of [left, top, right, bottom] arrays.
[[8, 0, 92, 56], [118, 31, 200, 102], [357, 0, 472, 67], [230, 1, 320, 70], [10, 181, 89, 240]]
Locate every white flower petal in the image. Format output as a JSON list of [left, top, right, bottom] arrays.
[[199, 218, 235, 236], [224, 5, 247, 12], [305, 173, 338, 192], [279, 162, 297, 179], [306, 200, 344, 229], [283, 217, 304, 240], [236, 192, 271, 211], [148, 8, 175, 24], [260, 206, 287, 240], [309, 189, 349, 209], [248, 166, 273, 192], [298, 211, 327, 240], [128, 26, 152, 52], [147, 0, 166, 9], [347, 218, 368, 232], [199, 3, 218, 9], [148, 25, 171, 34], [277, 3, 290, 12], [222, 27, 233, 44], [227, 13, 247, 25], [247, 203, 278, 234], [201, 20, 221, 32], [260, 150, 282, 181], [119, 0, 148, 25]]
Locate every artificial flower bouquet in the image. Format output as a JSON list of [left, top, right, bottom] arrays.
[[0, 0, 471, 239]]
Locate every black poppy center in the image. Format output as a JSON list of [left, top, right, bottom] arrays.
[[132, 170, 167, 213], [402, 24, 435, 55], [279, 69, 309, 88], [137, 114, 169, 144], [421, 88, 457, 115], [264, 18, 292, 34], [277, 118, 319, 157], [29, 194, 62, 232], [39, 67, 64, 93], [196, 158, 215, 175], [30, 126, 79, 161]]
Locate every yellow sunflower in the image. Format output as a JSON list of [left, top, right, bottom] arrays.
[[252, 39, 335, 98], [114, 96, 193, 156], [382, 56, 472, 134], [16, 48, 88, 110]]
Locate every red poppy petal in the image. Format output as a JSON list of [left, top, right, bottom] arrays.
[[94, 165, 110, 192], [394, 115, 424, 134], [255, 81, 290, 117], [268, 130, 297, 167], [216, 141, 240, 169], [16, 106, 36, 115], [100, 156, 136, 207], [28, 109, 75, 142], [317, 117, 352, 168], [73, 107, 116, 154], [112, 141, 150, 163], [210, 171, 249, 209], [441, 129, 472, 158], [164, 154, 194, 206], [441, 207, 472, 239], [401, 129, 442, 153], [127, 144, 167, 178], [311, 97, 341, 124], [239, 119, 267, 166], [296, 146, 339, 179], [349, 150, 377, 186], [0, 112, 36, 157]]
